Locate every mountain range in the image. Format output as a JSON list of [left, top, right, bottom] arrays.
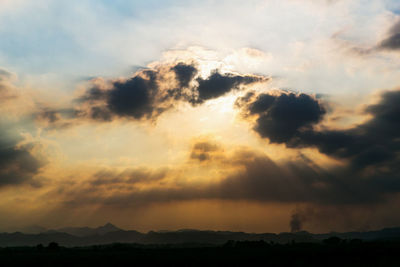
[[1, 224, 400, 247]]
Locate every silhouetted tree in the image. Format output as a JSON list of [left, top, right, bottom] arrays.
[[235, 240, 268, 248], [223, 240, 235, 248], [349, 239, 363, 245], [47, 242, 60, 250], [323, 236, 342, 245]]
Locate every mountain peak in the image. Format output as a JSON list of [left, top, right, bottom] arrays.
[[48, 223, 122, 237], [100, 223, 120, 231]]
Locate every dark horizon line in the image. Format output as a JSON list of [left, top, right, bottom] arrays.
[[5, 222, 400, 236]]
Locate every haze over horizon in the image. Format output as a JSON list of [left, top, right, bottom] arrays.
[[1, 0, 400, 234]]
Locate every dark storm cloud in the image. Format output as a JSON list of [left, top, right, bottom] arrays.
[[254, 93, 325, 143], [378, 20, 400, 50], [239, 89, 400, 173], [194, 71, 265, 104], [297, 90, 400, 170], [238, 91, 326, 143], [172, 63, 198, 88], [77, 63, 266, 122], [0, 133, 44, 187], [107, 74, 158, 120], [79, 70, 160, 121]]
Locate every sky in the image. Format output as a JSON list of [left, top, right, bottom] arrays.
[[1, 0, 400, 233]]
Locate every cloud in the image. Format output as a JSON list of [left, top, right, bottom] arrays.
[[75, 62, 266, 122], [334, 19, 400, 56], [0, 68, 46, 188], [34, 107, 76, 129], [76, 70, 159, 121], [171, 62, 198, 88], [193, 71, 265, 104], [47, 144, 400, 209], [227, 89, 400, 206], [12, 64, 400, 209], [38, 109, 61, 124], [379, 34, 400, 50], [378, 20, 400, 51], [89, 168, 168, 187], [104, 72, 159, 120], [214, 150, 392, 205], [0, 68, 18, 102], [238, 89, 400, 172], [297, 90, 400, 170], [190, 140, 222, 162], [348, 19, 400, 53], [0, 131, 44, 188], [237, 91, 326, 143], [0, 69, 13, 81]]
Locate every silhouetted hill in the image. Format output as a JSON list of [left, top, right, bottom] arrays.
[[0, 232, 77, 247], [47, 223, 121, 237], [20, 225, 47, 234], [314, 227, 400, 241], [1, 225, 400, 247]]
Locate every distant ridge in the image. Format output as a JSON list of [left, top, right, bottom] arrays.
[[1, 225, 400, 247], [20, 225, 48, 234], [46, 223, 121, 237]]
